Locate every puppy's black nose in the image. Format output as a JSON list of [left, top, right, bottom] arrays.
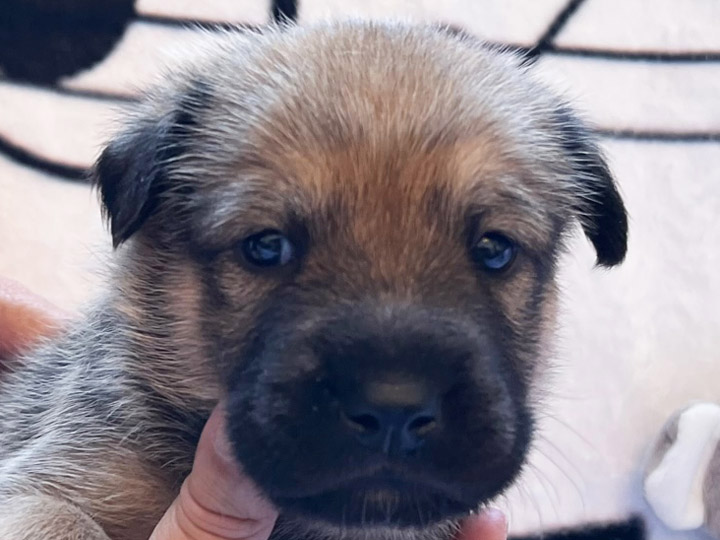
[[339, 380, 439, 455]]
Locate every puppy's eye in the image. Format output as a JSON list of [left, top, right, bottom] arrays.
[[241, 230, 295, 268], [471, 232, 517, 272]]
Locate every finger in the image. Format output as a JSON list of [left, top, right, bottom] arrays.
[[456, 509, 508, 540], [184, 405, 278, 532], [0, 278, 72, 358], [150, 405, 278, 540]]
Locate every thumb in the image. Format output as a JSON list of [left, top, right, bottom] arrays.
[[455, 509, 508, 540], [150, 404, 279, 540]]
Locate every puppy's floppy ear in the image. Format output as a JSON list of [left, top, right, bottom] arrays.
[[91, 81, 211, 248], [92, 117, 172, 248], [556, 107, 628, 267]]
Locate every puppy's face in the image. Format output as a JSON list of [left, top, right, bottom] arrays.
[[94, 23, 627, 532]]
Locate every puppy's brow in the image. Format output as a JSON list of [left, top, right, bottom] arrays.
[[191, 181, 305, 250]]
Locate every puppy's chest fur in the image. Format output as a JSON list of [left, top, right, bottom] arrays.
[[0, 308, 208, 540]]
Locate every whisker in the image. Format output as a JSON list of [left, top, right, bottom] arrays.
[[512, 474, 546, 533], [525, 462, 561, 522], [533, 441, 587, 514], [536, 434, 588, 487], [525, 481, 546, 532], [536, 411, 599, 454]]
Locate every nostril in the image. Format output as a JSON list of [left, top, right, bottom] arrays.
[[342, 411, 382, 434], [406, 414, 437, 435]]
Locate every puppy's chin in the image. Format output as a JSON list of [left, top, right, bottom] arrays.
[[272, 503, 466, 540], [275, 478, 475, 528]]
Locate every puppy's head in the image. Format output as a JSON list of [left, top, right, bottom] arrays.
[[93, 22, 627, 532]]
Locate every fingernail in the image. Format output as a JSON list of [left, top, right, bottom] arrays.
[[484, 508, 508, 534], [213, 424, 235, 463]]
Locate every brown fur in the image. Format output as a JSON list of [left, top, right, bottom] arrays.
[[0, 21, 627, 540]]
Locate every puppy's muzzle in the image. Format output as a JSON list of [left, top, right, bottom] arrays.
[[227, 304, 529, 527]]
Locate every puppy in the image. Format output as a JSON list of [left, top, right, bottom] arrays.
[[0, 21, 627, 540]]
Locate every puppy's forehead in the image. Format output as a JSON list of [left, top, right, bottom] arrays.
[[189, 23, 565, 244], [208, 24, 546, 161]]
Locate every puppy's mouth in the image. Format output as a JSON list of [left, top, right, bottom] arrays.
[[274, 466, 475, 527]]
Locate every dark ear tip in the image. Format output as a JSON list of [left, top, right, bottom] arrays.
[[591, 215, 628, 268], [110, 230, 126, 249], [595, 250, 626, 268], [90, 151, 123, 249]]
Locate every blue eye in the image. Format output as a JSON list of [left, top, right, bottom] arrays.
[[471, 232, 517, 272], [241, 230, 295, 268]]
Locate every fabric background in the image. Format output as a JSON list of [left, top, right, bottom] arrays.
[[1, 1, 719, 539]]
